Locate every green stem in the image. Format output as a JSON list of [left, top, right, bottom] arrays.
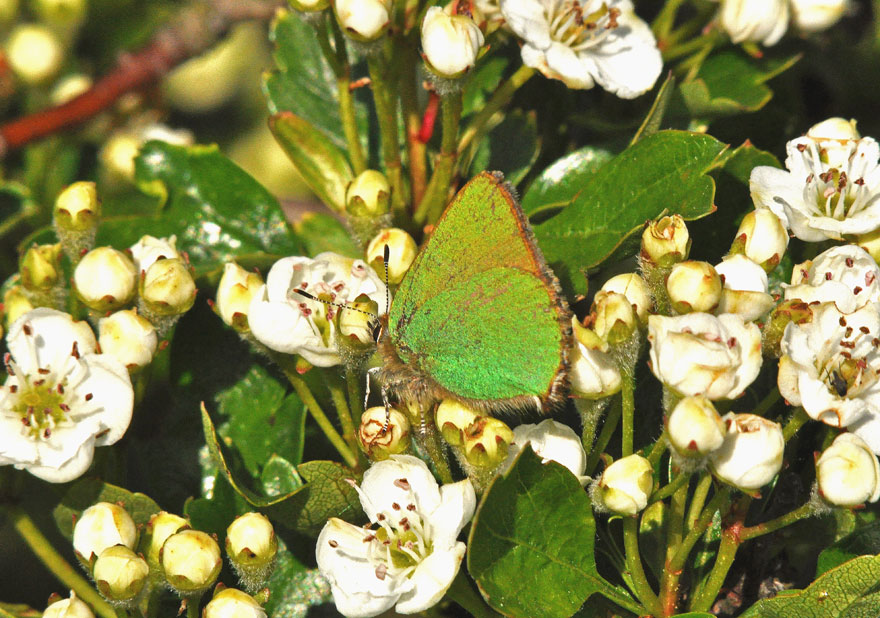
[[575, 397, 608, 457], [650, 468, 691, 504], [419, 92, 463, 224], [278, 361, 358, 469], [185, 595, 201, 618], [8, 506, 116, 618], [586, 397, 622, 476], [457, 65, 535, 154], [400, 48, 428, 208], [668, 487, 733, 574], [327, 371, 364, 469], [0, 206, 35, 238], [418, 410, 454, 484], [346, 364, 365, 425], [652, 0, 685, 40], [783, 407, 810, 442], [647, 430, 668, 469], [659, 474, 690, 615], [596, 580, 646, 616], [621, 370, 635, 457], [367, 54, 407, 214], [330, 21, 367, 174], [739, 502, 816, 542], [446, 571, 501, 618], [622, 517, 662, 617], [686, 474, 714, 531], [753, 386, 781, 419], [689, 525, 740, 612]]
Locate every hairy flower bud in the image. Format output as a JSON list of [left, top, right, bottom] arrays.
[[592, 291, 638, 344], [640, 215, 690, 269], [359, 406, 411, 460], [791, 0, 849, 33], [346, 170, 390, 218], [73, 502, 137, 564], [421, 5, 484, 79], [19, 243, 62, 292], [666, 261, 722, 314], [667, 396, 726, 457], [569, 317, 621, 399], [729, 209, 789, 271], [215, 263, 263, 332], [98, 310, 158, 371], [3, 285, 34, 328], [54, 182, 100, 234], [93, 545, 150, 603], [140, 258, 196, 317], [715, 255, 775, 322], [203, 588, 267, 618], [817, 433, 880, 507], [718, 0, 789, 46], [709, 413, 784, 492], [6, 24, 63, 84], [161, 529, 222, 594], [144, 511, 188, 568], [806, 117, 860, 167], [462, 415, 514, 468], [337, 298, 380, 347], [600, 273, 652, 326], [44, 592, 94, 618], [129, 235, 179, 275], [366, 228, 418, 286], [73, 247, 137, 312], [435, 399, 480, 447], [334, 0, 391, 41], [593, 455, 654, 516], [503, 419, 588, 483], [226, 513, 277, 591]]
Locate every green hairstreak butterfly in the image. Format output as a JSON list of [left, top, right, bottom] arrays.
[[378, 171, 572, 413]]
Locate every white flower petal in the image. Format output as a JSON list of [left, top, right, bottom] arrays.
[[7, 308, 96, 373], [394, 543, 466, 614], [429, 480, 476, 547], [359, 455, 441, 525], [24, 435, 96, 483], [590, 14, 663, 98], [78, 354, 134, 446]]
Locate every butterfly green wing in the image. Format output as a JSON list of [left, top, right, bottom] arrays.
[[388, 172, 571, 408]]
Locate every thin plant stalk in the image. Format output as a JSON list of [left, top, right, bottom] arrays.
[[415, 91, 462, 224], [368, 53, 407, 214]]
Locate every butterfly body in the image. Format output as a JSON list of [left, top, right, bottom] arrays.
[[379, 172, 572, 414]]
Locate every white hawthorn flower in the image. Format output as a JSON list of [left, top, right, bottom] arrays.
[[421, 6, 484, 79], [790, 0, 850, 32], [335, 0, 391, 41], [593, 454, 653, 515], [98, 310, 158, 372], [498, 0, 662, 97], [43, 592, 95, 618], [778, 302, 880, 435], [784, 245, 880, 314], [731, 209, 789, 271], [667, 396, 726, 457], [816, 433, 880, 507], [316, 455, 476, 618], [0, 309, 134, 482], [569, 318, 622, 399], [129, 235, 179, 275], [750, 131, 880, 242], [709, 413, 784, 492], [715, 255, 775, 322], [501, 419, 588, 484], [248, 252, 388, 367], [647, 313, 762, 400], [717, 0, 789, 46], [73, 502, 137, 563]]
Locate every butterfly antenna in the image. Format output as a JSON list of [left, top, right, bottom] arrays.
[[383, 244, 391, 317], [292, 289, 379, 321]]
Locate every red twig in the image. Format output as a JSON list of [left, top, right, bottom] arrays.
[[0, 0, 281, 158]]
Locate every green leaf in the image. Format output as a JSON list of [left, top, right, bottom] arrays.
[[521, 146, 615, 217], [270, 112, 354, 213], [201, 406, 363, 535], [533, 131, 729, 296], [722, 141, 782, 184], [264, 9, 368, 151], [53, 479, 161, 540], [469, 110, 540, 187], [185, 474, 250, 539], [98, 141, 302, 278], [462, 56, 509, 118], [216, 364, 307, 477], [262, 455, 305, 497], [293, 211, 362, 258], [678, 51, 800, 118], [265, 547, 333, 617], [0, 602, 40, 618], [817, 520, 880, 576], [468, 448, 618, 618], [631, 74, 676, 144], [740, 555, 880, 617]]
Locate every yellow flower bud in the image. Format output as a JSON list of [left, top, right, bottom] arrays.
[[358, 406, 411, 460]]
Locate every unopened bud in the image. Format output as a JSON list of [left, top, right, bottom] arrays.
[[334, 0, 391, 41], [19, 243, 62, 292], [421, 5, 484, 79], [463, 415, 514, 468], [366, 228, 418, 285], [50, 73, 92, 105], [72, 502, 137, 564], [44, 592, 94, 618], [73, 247, 137, 312], [6, 24, 63, 85], [816, 433, 880, 507], [435, 399, 479, 446], [226, 513, 277, 591], [338, 298, 380, 346], [129, 235, 179, 274], [600, 273, 652, 326], [729, 209, 788, 271], [54, 182, 99, 233], [715, 255, 775, 322], [667, 396, 725, 457], [640, 215, 690, 269], [503, 419, 587, 482], [3, 285, 34, 328], [161, 529, 222, 594], [346, 170, 390, 217], [93, 545, 149, 603], [98, 310, 158, 371], [144, 511, 188, 567], [569, 317, 621, 399], [215, 263, 263, 331], [792, 0, 847, 33], [807, 117, 859, 141], [359, 406, 410, 460], [709, 413, 784, 492], [592, 290, 638, 344], [666, 261, 722, 314], [99, 132, 140, 184], [593, 454, 653, 516], [763, 300, 813, 358], [203, 588, 267, 618], [140, 258, 196, 317]]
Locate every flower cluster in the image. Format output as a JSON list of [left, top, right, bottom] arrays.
[[716, 0, 850, 46]]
